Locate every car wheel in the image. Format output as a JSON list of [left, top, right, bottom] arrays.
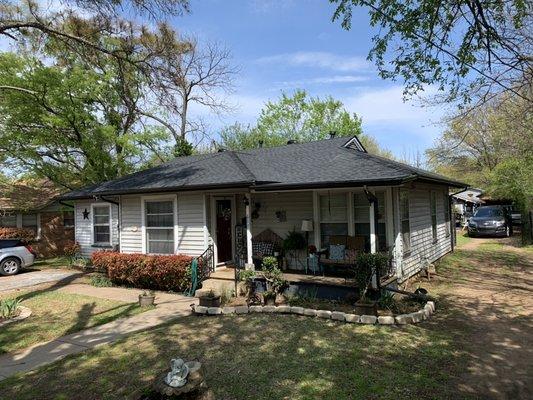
[[0, 257, 21, 276]]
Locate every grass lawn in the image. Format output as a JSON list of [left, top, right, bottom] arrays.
[[0, 314, 464, 400], [0, 237, 530, 399], [455, 229, 472, 247], [0, 290, 149, 354], [27, 256, 71, 270]]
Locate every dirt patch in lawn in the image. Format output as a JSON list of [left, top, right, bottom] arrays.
[[411, 236, 533, 399]]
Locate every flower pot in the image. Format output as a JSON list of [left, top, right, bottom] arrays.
[[264, 297, 276, 306], [199, 296, 221, 308], [139, 294, 155, 307], [354, 300, 378, 316]]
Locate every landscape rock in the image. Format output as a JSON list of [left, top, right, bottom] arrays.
[[303, 308, 317, 317], [377, 316, 395, 325], [331, 311, 346, 321], [249, 305, 263, 313], [395, 314, 413, 325], [427, 301, 436, 312], [207, 307, 222, 315], [221, 307, 236, 314], [344, 314, 360, 323], [275, 305, 291, 313], [235, 305, 249, 314], [409, 312, 423, 323], [359, 315, 377, 324], [316, 310, 332, 319], [290, 306, 304, 315], [194, 305, 208, 315], [263, 305, 276, 313]]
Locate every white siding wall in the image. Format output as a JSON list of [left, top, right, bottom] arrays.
[[75, 199, 119, 257], [236, 191, 314, 269], [177, 193, 206, 256], [400, 183, 452, 280], [120, 195, 142, 253]]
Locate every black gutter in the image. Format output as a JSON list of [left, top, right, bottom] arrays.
[[96, 195, 120, 206], [58, 200, 74, 209]]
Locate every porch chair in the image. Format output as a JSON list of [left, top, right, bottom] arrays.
[[251, 229, 283, 270]]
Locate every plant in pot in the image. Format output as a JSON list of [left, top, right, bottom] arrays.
[[139, 290, 156, 307], [353, 252, 390, 316], [238, 269, 256, 298], [198, 289, 221, 307], [262, 290, 277, 305], [282, 229, 306, 270], [261, 257, 289, 305]]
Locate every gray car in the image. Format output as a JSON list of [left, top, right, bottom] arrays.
[[0, 239, 36, 276], [468, 206, 511, 237]]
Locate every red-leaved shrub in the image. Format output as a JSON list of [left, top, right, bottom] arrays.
[[0, 227, 35, 243], [91, 251, 193, 292]]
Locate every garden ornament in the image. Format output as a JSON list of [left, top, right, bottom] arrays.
[[164, 358, 190, 388]]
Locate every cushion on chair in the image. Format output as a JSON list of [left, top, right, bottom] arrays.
[[252, 241, 274, 257], [329, 244, 346, 260]]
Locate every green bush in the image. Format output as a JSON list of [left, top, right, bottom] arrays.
[[354, 252, 390, 299], [90, 274, 113, 287], [0, 298, 21, 319]]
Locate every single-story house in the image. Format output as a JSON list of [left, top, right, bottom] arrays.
[[0, 179, 75, 257], [60, 136, 467, 283]]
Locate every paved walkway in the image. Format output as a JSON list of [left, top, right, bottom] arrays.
[[0, 284, 197, 380], [0, 269, 82, 293]]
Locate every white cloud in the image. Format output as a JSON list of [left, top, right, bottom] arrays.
[[256, 51, 372, 72], [278, 75, 369, 88]]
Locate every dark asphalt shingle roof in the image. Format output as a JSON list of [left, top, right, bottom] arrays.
[[61, 137, 467, 199]]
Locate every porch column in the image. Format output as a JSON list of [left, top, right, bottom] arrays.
[[245, 194, 253, 268], [369, 200, 377, 254]]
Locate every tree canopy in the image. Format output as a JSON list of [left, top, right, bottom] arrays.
[[427, 93, 532, 210], [330, 0, 533, 107], [219, 90, 393, 158]]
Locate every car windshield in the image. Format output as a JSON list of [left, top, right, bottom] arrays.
[[474, 208, 503, 218]]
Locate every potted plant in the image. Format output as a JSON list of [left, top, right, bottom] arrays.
[[282, 229, 306, 270], [198, 289, 221, 307], [263, 290, 276, 305], [139, 290, 156, 307], [353, 253, 390, 316]]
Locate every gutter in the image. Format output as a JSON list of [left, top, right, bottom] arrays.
[[58, 200, 74, 209]]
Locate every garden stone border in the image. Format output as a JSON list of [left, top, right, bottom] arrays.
[[0, 306, 32, 327], [192, 301, 436, 326]]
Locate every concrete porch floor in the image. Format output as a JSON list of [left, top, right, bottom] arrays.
[[210, 267, 356, 287]]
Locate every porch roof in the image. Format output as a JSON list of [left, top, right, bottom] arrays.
[[60, 136, 468, 200]]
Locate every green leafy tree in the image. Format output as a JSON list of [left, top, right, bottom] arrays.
[[331, 0, 532, 106], [0, 52, 169, 189], [220, 90, 393, 158]]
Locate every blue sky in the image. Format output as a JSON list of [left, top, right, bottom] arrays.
[[171, 0, 448, 159]]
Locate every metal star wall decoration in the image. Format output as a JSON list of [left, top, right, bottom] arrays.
[[83, 208, 90, 220]]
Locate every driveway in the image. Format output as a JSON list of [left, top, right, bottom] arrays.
[[0, 269, 82, 293]]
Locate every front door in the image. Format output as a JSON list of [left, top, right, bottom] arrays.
[[216, 199, 233, 263]]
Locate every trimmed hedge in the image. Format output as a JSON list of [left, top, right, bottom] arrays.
[[91, 251, 193, 292], [0, 227, 35, 243]]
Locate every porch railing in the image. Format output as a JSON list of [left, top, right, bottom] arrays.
[[197, 244, 215, 282]]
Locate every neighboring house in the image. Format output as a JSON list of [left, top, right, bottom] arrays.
[[61, 136, 467, 283], [452, 188, 484, 226], [0, 180, 75, 257]]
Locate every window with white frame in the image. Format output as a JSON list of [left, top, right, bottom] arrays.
[[22, 214, 38, 235], [92, 205, 111, 245], [400, 189, 411, 254], [0, 213, 17, 227], [63, 210, 75, 228], [443, 193, 451, 237], [430, 191, 437, 242], [319, 193, 348, 247], [145, 200, 174, 254]]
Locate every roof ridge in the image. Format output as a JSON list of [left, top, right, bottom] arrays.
[[227, 151, 257, 183]]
